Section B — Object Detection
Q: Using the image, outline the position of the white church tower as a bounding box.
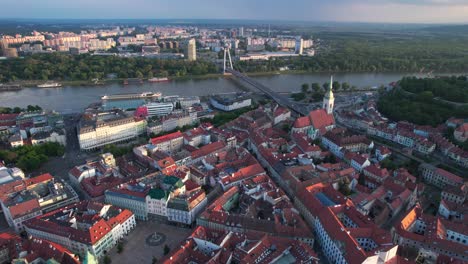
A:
[323,76,335,114]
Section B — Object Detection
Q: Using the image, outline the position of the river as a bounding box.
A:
[0,72,432,113]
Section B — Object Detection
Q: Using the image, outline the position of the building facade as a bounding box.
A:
[185,38,197,61]
[79,114,146,150]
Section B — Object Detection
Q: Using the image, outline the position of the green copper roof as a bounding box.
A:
[163,176,183,188]
[148,188,169,200]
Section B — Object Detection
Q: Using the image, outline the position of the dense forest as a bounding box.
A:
[238,35,468,73]
[0,53,218,82]
[377,88,468,126]
[399,76,468,103]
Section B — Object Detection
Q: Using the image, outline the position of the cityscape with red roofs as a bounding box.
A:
[1,3,468,263]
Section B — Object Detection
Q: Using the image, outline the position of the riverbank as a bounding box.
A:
[9,73,227,88]
[0,70,434,88]
[4,70,462,88]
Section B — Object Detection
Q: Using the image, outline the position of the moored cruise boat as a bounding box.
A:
[148,77,170,83]
[101,92,162,101]
[37,82,62,88]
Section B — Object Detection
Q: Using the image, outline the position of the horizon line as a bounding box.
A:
[0,17,467,26]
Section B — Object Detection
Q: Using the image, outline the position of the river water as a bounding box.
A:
[0,72,431,113]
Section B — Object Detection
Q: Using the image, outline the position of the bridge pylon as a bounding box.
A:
[223,44,234,75]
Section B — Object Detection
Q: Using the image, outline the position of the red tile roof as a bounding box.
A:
[309,109,335,130]
[184,179,200,192]
[435,168,463,184]
[81,176,124,198]
[0,113,19,126]
[274,106,290,117]
[23,173,53,186]
[150,131,183,145]
[27,237,80,264]
[293,116,310,128]
[378,146,392,155]
[220,163,265,186]
[9,198,41,218]
[191,141,226,159]
[25,201,133,246]
[364,164,389,179]
[352,155,369,166]
[107,209,133,228]
[0,232,22,260]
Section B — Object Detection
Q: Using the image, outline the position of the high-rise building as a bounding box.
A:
[0,40,6,55]
[0,41,18,58]
[323,76,335,114]
[239,27,244,37]
[295,38,304,55]
[185,38,197,61]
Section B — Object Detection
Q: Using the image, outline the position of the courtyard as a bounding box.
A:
[108,220,193,264]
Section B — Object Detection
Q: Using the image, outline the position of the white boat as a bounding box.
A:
[101,92,162,101]
[148,77,170,83]
[37,82,62,88]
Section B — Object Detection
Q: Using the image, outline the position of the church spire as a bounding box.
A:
[325,75,334,99]
[323,75,335,114]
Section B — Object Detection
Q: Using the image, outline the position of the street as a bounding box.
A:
[33,113,98,188]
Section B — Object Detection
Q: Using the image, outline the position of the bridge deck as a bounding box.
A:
[226,68,308,116]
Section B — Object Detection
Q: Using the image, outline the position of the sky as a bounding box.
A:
[1,0,468,24]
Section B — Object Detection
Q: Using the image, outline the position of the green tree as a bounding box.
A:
[358,174,366,185]
[311,83,321,93]
[103,255,112,264]
[339,179,352,196]
[291,93,306,101]
[135,71,144,79]
[163,244,170,256]
[342,82,350,91]
[117,243,124,253]
[322,82,329,91]
[333,81,341,91]
[301,83,309,94]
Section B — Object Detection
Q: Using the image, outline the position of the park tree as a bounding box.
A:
[117,243,124,253]
[301,83,309,94]
[339,179,352,196]
[322,82,329,91]
[103,255,112,264]
[342,82,350,91]
[163,244,170,256]
[332,81,341,91]
[311,82,321,92]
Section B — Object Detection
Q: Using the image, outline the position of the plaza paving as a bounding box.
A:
[108,220,192,264]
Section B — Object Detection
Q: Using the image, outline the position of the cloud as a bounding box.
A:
[380,0,468,5]
[0,0,468,23]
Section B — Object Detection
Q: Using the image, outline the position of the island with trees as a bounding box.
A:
[0,53,218,83]
[377,76,468,126]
